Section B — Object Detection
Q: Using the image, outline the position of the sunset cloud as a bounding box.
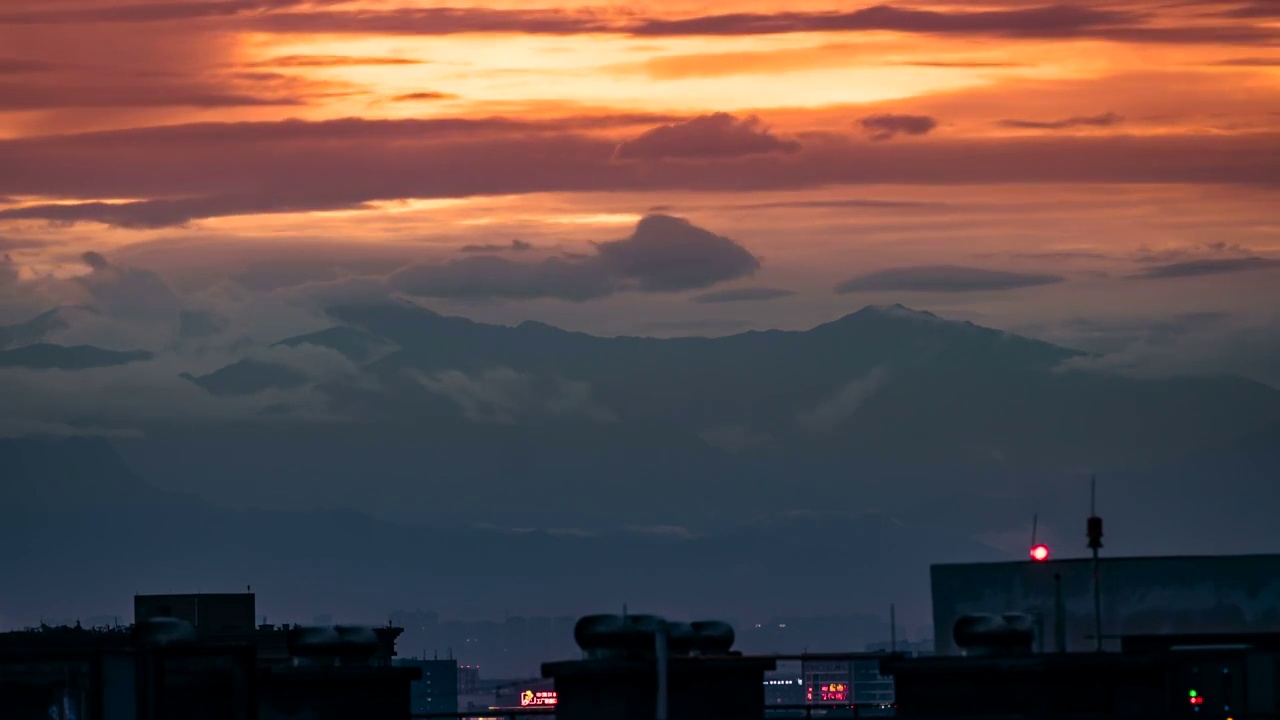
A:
[460,240,534,254]
[2,119,1277,227]
[391,92,459,102]
[8,2,1273,48]
[388,214,759,301]
[1128,257,1280,280]
[252,55,426,68]
[858,114,938,141]
[690,287,795,304]
[998,113,1124,130]
[0,0,1277,377]
[615,114,801,161]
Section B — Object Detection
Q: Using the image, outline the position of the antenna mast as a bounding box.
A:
[1087,476,1105,652]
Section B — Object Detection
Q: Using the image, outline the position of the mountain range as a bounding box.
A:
[4,302,1279,655]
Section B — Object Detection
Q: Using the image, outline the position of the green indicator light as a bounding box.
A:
[1189,690,1198,698]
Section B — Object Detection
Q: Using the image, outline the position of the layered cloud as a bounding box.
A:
[858,114,938,141]
[7,3,1274,47]
[690,287,795,304]
[834,266,1064,294]
[615,114,800,161]
[2,116,1276,228]
[1128,257,1280,280]
[998,113,1124,130]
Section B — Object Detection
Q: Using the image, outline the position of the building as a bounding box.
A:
[133,593,256,636]
[457,664,480,694]
[931,554,1280,655]
[495,677,557,711]
[763,665,806,706]
[881,553,1280,718]
[883,630,1280,718]
[394,658,459,714]
[543,614,775,720]
[800,654,895,708]
[0,592,419,720]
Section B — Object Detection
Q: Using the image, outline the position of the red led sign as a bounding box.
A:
[819,683,849,702]
[520,690,558,707]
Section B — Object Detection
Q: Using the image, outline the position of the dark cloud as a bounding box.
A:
[0,195,374,229]
[898,61,1026,68]
[0,0,349,24]
[252,55,426,68]
[0,58,59,74]
[392,92,458,102]
[0,237,46,251]
[460,240,534,254]
[859,114,938,141]
[3,3,1274,46]
[1133,241,1254,264]
[690,287,795,304]
[739,198,944,211]
[389,214,759,301]
[628,5,1136,37]
[1219,2,1280,19]
[998,251,1111,262]
[0,81,305,110]
[594,215,761,291]
[0,254,17,287]
[1210,57,1280,67]
[998,112,1124,130]
[615,113,800,161]
[2,117,1277,227]
[1128,257,1280,280]
[81,252,111,271]
[834,265,1064,293]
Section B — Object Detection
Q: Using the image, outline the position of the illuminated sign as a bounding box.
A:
[808,683,849,703]
[520,690,558,707]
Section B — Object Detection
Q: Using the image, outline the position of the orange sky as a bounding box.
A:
[1,0,1278,343]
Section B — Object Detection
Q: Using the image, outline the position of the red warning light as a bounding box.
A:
[1189,696,1204,706]
[1030,544,1050,562]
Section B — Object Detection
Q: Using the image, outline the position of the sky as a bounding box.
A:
[1,0,1278,376]
[3,0,1280,635]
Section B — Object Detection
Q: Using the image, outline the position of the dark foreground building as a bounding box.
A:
[885,628,1280,719]
[931,554,1280,655]
[882,551,1280,720]
[0,593,419,720]
[543,614,775,720]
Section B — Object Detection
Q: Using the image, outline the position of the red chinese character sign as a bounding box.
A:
[818,683,848,702]
[520,690,558,707]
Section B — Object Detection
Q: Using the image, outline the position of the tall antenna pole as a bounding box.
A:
[1087,476,1104,652]
[1031,513,1038,546]
[890,604,897,654]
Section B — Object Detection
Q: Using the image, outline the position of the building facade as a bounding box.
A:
[394,658,459,715]
[931,554,1280,655]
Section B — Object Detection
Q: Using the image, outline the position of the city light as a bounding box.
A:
[520,690,558,707]
[1030,544,1050,562]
